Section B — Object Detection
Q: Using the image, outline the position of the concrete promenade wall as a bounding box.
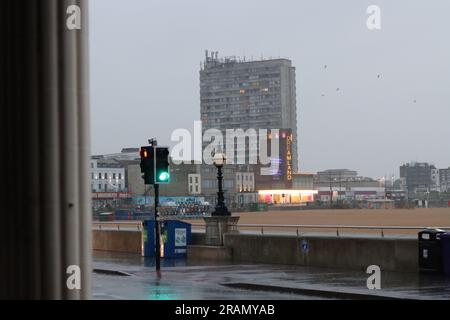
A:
[91,229,418,273]
[223,234,418,272]
[92,230,205,254]
[92,230,142,254]
[187,245,232,262]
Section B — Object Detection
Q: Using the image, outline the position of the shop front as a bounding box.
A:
[258,190,318,205]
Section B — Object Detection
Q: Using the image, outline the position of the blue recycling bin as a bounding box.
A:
[142,220,192,258]
[161,220,192,258]
[442,233,450,277]
[142,220,156,257]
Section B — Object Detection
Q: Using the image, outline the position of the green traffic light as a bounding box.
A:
[158,172,169,182]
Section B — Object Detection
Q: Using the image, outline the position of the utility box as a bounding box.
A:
[418,229,445,274]
[141,220,192,258]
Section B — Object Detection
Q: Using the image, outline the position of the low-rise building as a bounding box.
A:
[258,189,317,205]
[127,159,258,208]
[431,167,440,192]
[316,187,386,202]
[90,158,126,192]
[314,169,381,190]
[292,173,314,190]
[188,173,202,195]
[440,168,450,192]
[236,172,255,193]
[98,148,140,161]
[127,160,200,197]
[400,162,436,195]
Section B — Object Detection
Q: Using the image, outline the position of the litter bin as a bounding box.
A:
[141,220,192,258]
[418,229,446,274]
[442,233,450,277]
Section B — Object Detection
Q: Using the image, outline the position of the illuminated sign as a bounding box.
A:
[286,134,293,181]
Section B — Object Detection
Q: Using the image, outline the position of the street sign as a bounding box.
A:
[301,239,309,253]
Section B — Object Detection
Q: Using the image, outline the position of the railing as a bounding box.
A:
[189,223,450,238]
[93,221,142,231]
[92,215,204,231]
[92,221,450,238]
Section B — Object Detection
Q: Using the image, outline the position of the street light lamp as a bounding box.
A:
[212,152,231,217]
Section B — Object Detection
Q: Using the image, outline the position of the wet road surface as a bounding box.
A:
[92,251,450,300]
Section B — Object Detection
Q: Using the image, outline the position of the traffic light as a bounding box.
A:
[140,146,154,185]
[154,147,170,184]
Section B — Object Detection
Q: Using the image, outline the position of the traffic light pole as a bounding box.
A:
[141,138,167,272]
[154,183,161,271]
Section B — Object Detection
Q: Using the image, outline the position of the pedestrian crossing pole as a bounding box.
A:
[141,138,168,272]
[147,138,161,272]
[154,183,161,271]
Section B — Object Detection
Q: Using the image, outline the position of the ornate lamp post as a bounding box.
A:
[212,152,231,216]
[203,152,238,246]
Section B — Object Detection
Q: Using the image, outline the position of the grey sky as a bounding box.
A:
[90,0,450,178]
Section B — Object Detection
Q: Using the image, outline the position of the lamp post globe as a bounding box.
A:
[213,152,226,167]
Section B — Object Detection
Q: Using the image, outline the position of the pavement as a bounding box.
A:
[92,251,450,300]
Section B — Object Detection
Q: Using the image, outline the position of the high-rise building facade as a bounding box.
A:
[200,51,299,174]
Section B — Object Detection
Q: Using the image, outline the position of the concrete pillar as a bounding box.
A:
[204,216,240,246]
[0,0,91,299]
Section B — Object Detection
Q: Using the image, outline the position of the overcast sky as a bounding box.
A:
[89,0,450,178]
